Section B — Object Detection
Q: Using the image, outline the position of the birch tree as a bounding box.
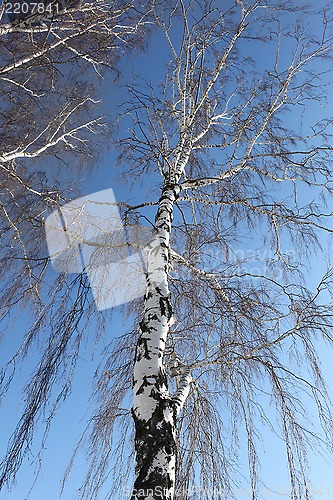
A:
[119,1,333,499]
[2,1,333,500]
[0,0,147,494]
[0,0,147,315]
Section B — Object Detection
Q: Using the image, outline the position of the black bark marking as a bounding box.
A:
[136,336,151,362]
[131,393,178,500]
[159,297,173,322]
[136,375,154,396]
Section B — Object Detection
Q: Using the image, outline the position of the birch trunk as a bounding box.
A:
[131,183,181,500]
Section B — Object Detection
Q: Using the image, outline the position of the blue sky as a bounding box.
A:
[1,2,333,499]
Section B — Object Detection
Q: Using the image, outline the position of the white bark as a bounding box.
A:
[132,183,193,500]
[172,367,192,416]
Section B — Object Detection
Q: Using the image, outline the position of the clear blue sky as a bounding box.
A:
[1,2,333,499]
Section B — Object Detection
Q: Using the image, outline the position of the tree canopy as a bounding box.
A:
[1,1,333,499]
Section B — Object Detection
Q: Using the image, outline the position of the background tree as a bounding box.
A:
[0,0,147,494]
[0,0,147,313]
[2,1,333,499]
